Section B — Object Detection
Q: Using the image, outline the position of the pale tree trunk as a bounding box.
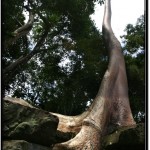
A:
[52,0,136,149]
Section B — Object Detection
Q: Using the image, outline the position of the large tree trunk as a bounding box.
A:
[52,0,136,149]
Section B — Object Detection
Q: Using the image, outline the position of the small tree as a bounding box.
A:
[121,15,145,122]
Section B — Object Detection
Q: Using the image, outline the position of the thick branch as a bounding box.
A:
[3,51,35,75]
[5,10,34,49]
[3,28,48,80]
[102,0,112,31]
[51,110,90,134]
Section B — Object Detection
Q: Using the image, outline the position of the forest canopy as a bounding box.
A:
[2,0,145,122]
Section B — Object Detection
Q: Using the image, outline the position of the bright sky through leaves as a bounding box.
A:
[91,0,144,42]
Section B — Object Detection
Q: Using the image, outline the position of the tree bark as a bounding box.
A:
[52,0,136,149]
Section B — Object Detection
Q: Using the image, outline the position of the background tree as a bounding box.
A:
[121,14,145,122]
[3,0,106,115]
[2,0,104,91]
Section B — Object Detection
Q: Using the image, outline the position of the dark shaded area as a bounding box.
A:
[104,123,145,150]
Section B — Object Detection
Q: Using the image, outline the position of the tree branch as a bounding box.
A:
[3,28,50,82]
[4,9,34,49]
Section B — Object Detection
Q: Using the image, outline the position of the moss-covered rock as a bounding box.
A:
[3,98,145,150]
[102,123,145,150]
[3,140,51,150]
[3,98,59,146]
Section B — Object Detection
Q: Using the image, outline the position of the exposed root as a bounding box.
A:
[52,124,101,150]
[51,110,91,134]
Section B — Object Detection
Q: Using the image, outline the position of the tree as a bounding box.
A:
[121,14,145,122]
[51,0,136,149]
[2,0,105,98]
[3,0,137,149]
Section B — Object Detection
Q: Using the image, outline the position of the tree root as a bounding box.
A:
[52,123,101,150]
[51,110,91,134]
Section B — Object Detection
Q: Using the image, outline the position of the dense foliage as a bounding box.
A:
[3,0,145,121]
[3,0,106,115]
[121,15,145,122]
